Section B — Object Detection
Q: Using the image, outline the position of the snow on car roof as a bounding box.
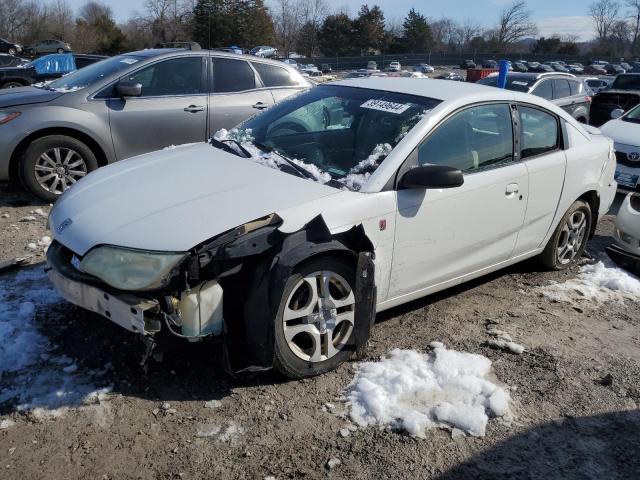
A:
[332,77,516,103]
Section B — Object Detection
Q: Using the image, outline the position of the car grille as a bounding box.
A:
[590,93,640,126]
[615,151,640,167]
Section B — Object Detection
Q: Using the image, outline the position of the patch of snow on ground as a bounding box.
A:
[346,343,511,438]
[539,259,640,304]
[0,267,110,413]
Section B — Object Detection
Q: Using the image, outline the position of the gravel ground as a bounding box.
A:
[0,183,638,480]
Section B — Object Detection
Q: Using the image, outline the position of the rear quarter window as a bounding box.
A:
[251,62,299,87]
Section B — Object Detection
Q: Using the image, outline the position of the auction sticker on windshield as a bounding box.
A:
[361,99,411,114]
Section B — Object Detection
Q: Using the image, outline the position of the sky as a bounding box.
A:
[65,0,597,42]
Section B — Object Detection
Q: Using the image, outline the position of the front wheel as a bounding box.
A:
[273,257,362,379]
[541,200,592,269]
[21,135,98,202]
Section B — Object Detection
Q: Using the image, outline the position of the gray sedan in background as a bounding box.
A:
[0,49,310,201]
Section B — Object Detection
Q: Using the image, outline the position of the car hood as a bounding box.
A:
[0,85,64,107]
[600,119,640,146]
[50,143,340,255]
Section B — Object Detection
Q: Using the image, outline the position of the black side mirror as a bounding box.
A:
[116,80,142,97]
[400,164,464,190]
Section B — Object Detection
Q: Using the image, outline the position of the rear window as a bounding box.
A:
[252,62,299,87]
[569,80,583,96]
[212,57,255,93]
[477,75,534,92]
[532,80,553,100]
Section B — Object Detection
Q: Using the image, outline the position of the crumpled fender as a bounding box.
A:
[225,215,376,374]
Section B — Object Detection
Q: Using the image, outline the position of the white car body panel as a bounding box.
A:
[600,118,640,191]
[49,78,617,314]
[613,193,640,255]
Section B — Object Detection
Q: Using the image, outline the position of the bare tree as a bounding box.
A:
[627,0,640,51]
[495,1,538,48]
[460,19,482,49]
[0,0,28,39]
[590,0,620,39]
[273,0,302,56]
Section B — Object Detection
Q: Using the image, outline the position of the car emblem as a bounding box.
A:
[628,152,640,161]
[56,217,73,233]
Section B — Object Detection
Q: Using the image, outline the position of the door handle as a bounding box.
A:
[184,105,205,113]
[253,102,268,110]
[505,183,519,198]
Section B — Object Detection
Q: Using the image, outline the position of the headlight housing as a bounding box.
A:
[79,246,187,291]
[0,111,20,125]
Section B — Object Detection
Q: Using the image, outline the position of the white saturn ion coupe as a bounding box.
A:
[47,78,617,378]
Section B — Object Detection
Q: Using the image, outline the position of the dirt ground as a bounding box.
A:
[0,182,638,480]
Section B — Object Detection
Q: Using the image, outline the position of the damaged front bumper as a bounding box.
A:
[606,244,640,276]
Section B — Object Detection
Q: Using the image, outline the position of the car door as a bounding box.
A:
[552,78,573,114]
[531,79,553,101]
[512,104,567,255]
[107,55,209,160]
[207,56,274,135]
[388,103,529,298]
[250,61,307,103]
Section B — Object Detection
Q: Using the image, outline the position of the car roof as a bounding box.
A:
[332,77,517,102]
[122,48,293,68]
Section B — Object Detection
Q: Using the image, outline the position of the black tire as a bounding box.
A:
[1,81,25,89]
[541,200,592,270]
[273,256,362,379]
[20,135,99,202]
[57,48,64,53]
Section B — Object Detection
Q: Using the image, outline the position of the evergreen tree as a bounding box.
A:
[402,8,432,53]
[353,5,386,53]
[318,13,353,56]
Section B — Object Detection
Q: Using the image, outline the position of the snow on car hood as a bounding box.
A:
[0,86,64,108]
[600,119,640,147]
[49,143,340,255]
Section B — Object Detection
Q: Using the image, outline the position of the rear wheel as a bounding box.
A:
[541,200,592,269]
[20,135,98,202]
[273,257,361,379]
[57,48,64,53]
[8,47,16,56]
[1,81,25,89]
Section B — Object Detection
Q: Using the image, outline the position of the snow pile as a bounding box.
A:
[346,342,511,437]
[337,143,393,191]
[540,260,640,304]
[0,267,110,413]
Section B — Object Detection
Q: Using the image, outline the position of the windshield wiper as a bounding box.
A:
[251,141,319,181]
[210,138,251,158]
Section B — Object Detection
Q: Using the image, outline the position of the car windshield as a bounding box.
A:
[477,75,534,92]
[610,75,640,90]
[42,55,142,92]
[622,104,640,123]
[212,84,441,191]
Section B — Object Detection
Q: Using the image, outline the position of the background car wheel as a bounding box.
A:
[57,48,64,53]
[21,135,98,202]
[273,257,362,379]
[1,81,25,89]
[8,48,16,55]
[541,200,592,270]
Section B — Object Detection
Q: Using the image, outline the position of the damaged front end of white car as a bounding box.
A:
[607,192,640,275]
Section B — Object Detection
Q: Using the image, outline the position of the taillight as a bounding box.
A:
[585,96,592,103]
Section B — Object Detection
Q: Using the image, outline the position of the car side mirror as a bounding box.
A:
[399,164,464,190]
[116,80,142,98]
[611,108,624,119]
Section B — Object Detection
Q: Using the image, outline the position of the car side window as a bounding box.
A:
[251,62,298,87]
[417,104,514,173]
[552,79,571,99]
[211,57,256,93]
[519,106,559,159]
[124,57,202,96]
[532,80,553,100]
[568,80,582,96]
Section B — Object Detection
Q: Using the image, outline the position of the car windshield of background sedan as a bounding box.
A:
[477,75,533,92]
[213,84,441,191]
[41,55,142,92]
[622,104,640,123]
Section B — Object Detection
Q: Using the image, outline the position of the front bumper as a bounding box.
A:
[46,241,161,334]
[606,244,640,276]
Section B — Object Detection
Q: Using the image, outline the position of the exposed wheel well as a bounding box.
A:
[2,79,29,88]
[578,190,600,238]
[293,250,358,274]
[9,127,108,183]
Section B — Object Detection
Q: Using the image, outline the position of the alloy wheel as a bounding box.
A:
[556,210,588,265]
[34,147,87,195]
[282,271,355,363]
